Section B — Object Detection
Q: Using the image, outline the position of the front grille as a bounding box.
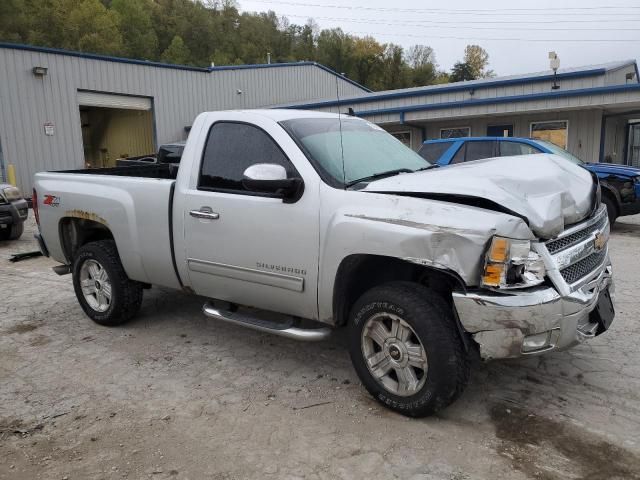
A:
[0,210,11,219]
[546,214,607,254]
[560,249,607,285]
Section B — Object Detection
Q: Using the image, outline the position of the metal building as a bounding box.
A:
[0,43,369,192]
[284,60,640,166]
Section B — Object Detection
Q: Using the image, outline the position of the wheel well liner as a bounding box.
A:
[332,254,466,327]
[59,217,114,263]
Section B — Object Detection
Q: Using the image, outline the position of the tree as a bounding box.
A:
[110,0,158,59]
[450,61,475,82]
[316,28,355,77]
[351,36,385,88]
[161,35,190,64]
[406,45,435,70]
[381,44,408,90]
[62,0,124,55]
[449,45,495,82]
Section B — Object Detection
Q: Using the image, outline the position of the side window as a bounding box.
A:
[465,141,496,162]
[199,122,296,193]
[499,142,541,157]
[450,144,467,164]
[417,142,453,163]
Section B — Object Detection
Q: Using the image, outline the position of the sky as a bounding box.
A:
[238,0,640,76]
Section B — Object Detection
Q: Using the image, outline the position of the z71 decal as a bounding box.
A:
[43,195,60,207]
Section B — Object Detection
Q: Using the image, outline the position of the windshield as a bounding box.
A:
[281,117,431,187]
[535,140,583,165]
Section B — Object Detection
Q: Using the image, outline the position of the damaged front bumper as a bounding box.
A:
[452,264,614,360]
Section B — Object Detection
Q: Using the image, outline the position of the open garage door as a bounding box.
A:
[78,91,155,169]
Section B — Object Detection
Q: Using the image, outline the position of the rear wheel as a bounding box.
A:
[602,196,618,225]
[348,282,469,417]
[0,222,24,240]
[72,240,143,326]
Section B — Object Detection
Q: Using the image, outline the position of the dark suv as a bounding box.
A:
[0,182,28,240]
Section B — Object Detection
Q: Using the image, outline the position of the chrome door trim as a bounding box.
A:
[187,258,305,292]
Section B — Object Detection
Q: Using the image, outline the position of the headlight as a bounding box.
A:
[481,236,546,289]
[2,186,22,201]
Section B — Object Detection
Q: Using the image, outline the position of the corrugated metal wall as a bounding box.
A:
[0,46,365,192]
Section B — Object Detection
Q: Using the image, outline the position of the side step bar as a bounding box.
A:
[202,302,331,342]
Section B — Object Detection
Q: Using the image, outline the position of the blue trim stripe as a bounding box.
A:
[284,67,621,110]
[353,83,640,118]
[0,42,371,92]
[0,42,211,72]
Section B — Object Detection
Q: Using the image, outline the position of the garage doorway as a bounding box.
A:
[78,91,155,168]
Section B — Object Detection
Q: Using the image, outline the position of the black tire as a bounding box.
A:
[348,282,469,417]
[602,196,618,226]
[0,222,24,240]
[72,240,143,326]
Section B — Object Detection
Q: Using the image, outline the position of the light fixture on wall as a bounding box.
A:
[32,66,48,76]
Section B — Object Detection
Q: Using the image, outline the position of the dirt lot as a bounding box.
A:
[1,215,640,480]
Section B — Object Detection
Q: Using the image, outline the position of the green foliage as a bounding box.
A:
[161,35,190,64]
[450,45,494,82]
[0,1,495,90]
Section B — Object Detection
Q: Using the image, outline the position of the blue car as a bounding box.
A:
[418,137,640,224]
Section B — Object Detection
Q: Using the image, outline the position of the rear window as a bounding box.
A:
[418,142,453,162]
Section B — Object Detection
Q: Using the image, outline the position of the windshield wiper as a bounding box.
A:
[413,164,438,172]
[345,168,414,188]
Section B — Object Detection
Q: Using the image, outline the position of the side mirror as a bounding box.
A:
[242,163,302,199]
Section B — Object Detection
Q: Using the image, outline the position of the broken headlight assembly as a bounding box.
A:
[481,236,545,289]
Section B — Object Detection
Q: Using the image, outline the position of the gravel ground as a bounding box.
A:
[1,214,640,480]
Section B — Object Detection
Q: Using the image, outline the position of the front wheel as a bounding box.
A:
[348,282,469,417]
[72,240,143,326]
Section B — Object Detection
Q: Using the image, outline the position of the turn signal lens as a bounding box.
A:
[488,237,509,262]
[482,263,504,287]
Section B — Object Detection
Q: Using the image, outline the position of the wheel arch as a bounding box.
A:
[59,217,114,263]
[332,254,466,327]
[600,184,620,217]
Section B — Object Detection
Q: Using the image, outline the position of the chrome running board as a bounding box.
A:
[202,302,331,342]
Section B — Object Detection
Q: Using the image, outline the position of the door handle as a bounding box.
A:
[190,207,220,220]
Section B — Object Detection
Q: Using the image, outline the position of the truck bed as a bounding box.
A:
[34,168,180,290]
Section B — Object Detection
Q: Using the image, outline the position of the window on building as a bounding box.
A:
[390,131,411,148]
[417,141,454,162]
[465,141,496,162]
[530,120,568,149]
[440,127,471,139]
[199,122,297,193]
[499,141,541,157]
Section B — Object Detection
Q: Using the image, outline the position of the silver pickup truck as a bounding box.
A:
[34,110,614,417]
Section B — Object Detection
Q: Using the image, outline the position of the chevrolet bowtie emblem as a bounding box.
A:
[594,232,607,251]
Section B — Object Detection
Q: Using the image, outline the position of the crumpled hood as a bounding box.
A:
[363,154,596,239]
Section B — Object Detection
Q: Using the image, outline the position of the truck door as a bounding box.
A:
[178,121,320,320]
